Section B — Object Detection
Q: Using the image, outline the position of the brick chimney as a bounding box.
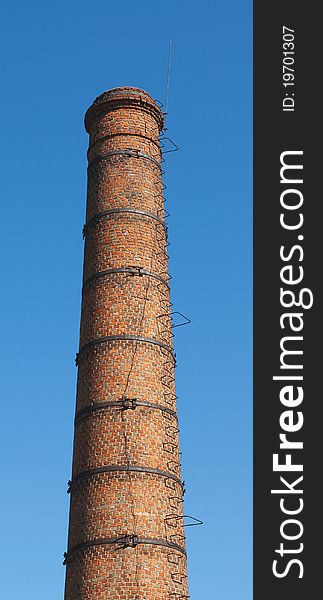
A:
[64,87,189,600]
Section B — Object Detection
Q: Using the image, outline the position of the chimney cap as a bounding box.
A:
[85,86,164,133]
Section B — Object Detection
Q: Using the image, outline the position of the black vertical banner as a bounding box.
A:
[254,2,322,599]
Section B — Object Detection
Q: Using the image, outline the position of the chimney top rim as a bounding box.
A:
[85,86,164,133]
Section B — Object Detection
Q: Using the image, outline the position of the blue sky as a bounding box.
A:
[0,1,252,598]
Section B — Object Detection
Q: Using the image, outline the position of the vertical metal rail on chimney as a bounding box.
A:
[64,87,189,600]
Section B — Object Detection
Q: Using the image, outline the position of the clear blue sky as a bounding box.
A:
[0,1,252,598]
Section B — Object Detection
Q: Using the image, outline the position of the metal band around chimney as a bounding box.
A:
[76,335,175,365]
[74,399,177,423]
[68,465,182,491]
[83,207,166,236]
[82,267,170,292]
[84,91,164,133]
[88,149,162,170]
[88,131,161,154]
[63,536,186,564]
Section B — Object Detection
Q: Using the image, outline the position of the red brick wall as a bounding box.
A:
[64,87,189,600]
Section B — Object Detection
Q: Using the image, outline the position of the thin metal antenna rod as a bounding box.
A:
[165,39,173,123]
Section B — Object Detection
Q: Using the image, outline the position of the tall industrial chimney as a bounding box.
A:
[64,87,189,600]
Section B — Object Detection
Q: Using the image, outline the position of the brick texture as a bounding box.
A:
[64,87,189,600]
